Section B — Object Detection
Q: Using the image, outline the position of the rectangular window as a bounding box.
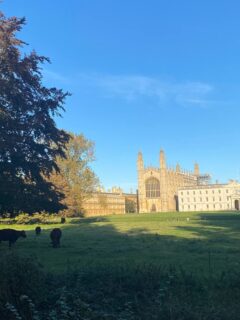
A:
[206,197,208,201]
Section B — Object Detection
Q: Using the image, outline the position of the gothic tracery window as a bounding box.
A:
[145,178,160,198]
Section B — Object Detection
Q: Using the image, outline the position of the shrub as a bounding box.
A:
[1,255,240,319]
[0,253,47,318]
[0,212,62,225]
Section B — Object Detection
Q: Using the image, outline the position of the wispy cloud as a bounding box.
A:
[78,73,215,108]
[42,69,70,84]
[41,70,216,108]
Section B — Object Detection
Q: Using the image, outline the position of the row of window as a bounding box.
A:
[180,189,229,196]
[182,203,230,210]
[181,196,231,203]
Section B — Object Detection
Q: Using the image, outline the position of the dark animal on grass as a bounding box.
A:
[61,217,66,224]
[0,229,26,247]
[35,226,41,236]
[50,228,62,248]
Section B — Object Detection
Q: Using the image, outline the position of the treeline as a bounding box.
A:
[0,11,98,217]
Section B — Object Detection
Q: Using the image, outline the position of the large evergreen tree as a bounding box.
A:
[0,11,70,216]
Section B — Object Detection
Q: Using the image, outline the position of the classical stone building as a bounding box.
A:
[137,150,201,212]
[82,189,137,216]
[178,181,240,212]
[82,192,126,216]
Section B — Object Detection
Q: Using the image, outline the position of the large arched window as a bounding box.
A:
[145,178,160,198]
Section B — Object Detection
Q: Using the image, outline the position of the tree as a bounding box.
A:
[0,11,70,216]
[125,198,137,213]
[49,133,99,216]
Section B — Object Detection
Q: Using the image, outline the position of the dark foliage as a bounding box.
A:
[0,11,70,216]
[1,254,240,319]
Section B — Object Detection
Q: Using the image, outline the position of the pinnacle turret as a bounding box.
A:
[160,149,166,169]
[137,151,144,170]
[194,163,200,176]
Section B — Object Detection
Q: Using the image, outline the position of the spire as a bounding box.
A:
[160,149,166,169]
[137,151,144,170]
[194,163,199,176]
[176,163,180,172]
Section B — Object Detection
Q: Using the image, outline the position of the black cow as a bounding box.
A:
[61,217,66,224]
[0,229,27,247]
[35,226,41,236]
[50,228,62,248]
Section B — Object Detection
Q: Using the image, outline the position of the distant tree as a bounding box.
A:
[49,133,99,216]
[0,11,70,216]
[98,193,108,210]
[125,199,136,213]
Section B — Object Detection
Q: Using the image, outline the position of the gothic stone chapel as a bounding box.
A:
[137,150,200,212]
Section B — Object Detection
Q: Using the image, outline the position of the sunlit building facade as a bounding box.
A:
[137,150,200,212]
[178,181,240,212]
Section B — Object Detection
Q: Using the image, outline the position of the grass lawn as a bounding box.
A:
[1,210,240,274]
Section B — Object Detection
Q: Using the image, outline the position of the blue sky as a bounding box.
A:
[2,0,240,191]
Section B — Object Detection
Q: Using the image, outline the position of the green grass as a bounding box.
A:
[1,210,240,274]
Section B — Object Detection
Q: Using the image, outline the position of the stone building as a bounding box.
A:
[137,150,201,212]
[82,192,126,216]
[82,189,138,216]
[178,181,240,212]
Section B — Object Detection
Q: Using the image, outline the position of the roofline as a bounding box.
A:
[178,184,230,190]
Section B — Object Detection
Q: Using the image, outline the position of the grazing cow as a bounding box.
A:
[0,229,27,247]
[50,228,62,248]
[35,226,41,236]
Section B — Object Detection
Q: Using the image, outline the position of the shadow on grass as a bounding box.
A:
[1,211,240,274]
[176,212,240,249]
[2,212,240,319]
[69,216,109,224]
[56,212,240,273]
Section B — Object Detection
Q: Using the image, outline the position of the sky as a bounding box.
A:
[2,0,240,191]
